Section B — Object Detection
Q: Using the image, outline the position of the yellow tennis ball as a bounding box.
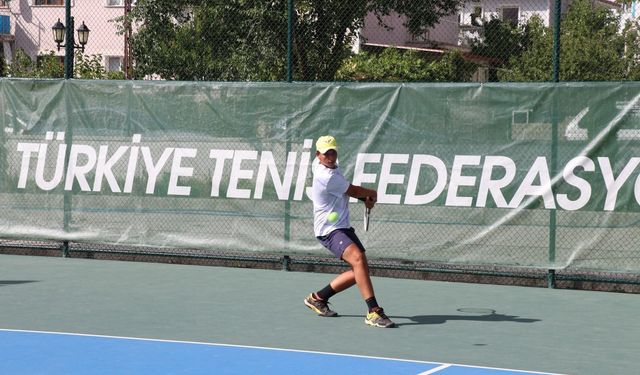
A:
[327,212,339,223]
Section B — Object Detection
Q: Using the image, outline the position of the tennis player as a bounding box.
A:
[304,135,395,328]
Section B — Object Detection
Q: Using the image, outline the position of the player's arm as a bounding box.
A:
[346,184,377,209]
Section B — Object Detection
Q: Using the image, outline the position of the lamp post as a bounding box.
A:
[52,1,90,255]
[51,4,90,79]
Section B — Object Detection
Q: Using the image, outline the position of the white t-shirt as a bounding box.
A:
[311,159,351,237]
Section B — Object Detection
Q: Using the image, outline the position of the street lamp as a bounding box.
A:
[76,22,90,46]
[52,18,90,52]
[51,17,91,78]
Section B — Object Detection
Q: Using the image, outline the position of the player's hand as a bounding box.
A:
[364,195,376,209]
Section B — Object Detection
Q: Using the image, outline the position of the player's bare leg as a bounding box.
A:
[329,269,356,293]
[342,244,395,328]
[341,244,374,299]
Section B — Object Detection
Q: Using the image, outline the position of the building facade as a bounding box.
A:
[0,0,128,73]
[360,0,622,55]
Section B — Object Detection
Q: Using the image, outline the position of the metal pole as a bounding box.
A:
[124,0,132,79]
[62,0,73,256]
[286,0,293,82]
[284,0,294,255]
[64,0,73,79]
[552,0,561,82]
[548,0,562,288]
[62,73,73,255]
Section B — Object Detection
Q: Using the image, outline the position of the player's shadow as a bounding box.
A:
[0,280,39,286]
[340,309,540,326]
[392,310,541,326]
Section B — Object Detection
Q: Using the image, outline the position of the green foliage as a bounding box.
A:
[7,49,64,78]
[107,70,127,80]
[73,51,107,79]
[497,0,639,81]
[558,0,627,81]
[6,49,124,80]
[123,0,465,81]
[470,17,530,80]
[496,16,552,81]
[369,0,465,36]
[0,52,5,77]
[126,0,288,81]
[336,48,476,82]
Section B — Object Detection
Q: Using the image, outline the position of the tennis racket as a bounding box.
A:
[358,197,371,232]
[364,205,370,232]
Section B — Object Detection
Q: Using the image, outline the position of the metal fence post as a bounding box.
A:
[283,0,294,256]
[287,0,293,82]
[548,0,562,288]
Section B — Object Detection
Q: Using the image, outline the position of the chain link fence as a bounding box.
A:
[0,1,639,292]
[0,0,638,82]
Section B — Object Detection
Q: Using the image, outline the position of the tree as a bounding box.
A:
[123,0,288,81]
[497,0,639,81]
[470,17,529,81]
[336,48,476,82]
[292,0,463,80]
[123,0,465,81]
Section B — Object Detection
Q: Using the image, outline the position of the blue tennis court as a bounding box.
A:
[0,329,559,375]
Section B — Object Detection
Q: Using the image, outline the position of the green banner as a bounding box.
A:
[1,80,639,273]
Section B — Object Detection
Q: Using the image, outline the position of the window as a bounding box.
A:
[471,6,483,27]
[501,7,519,26]
[34,0,63,5]
[106,56,123,72]
[106,0,135,6]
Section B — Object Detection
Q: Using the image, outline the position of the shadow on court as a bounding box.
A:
[0,280,39,286]
[392,311,541,326]
[339,310,541,326]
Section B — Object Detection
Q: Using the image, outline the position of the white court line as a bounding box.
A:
[0,328,440,365]
[0,328,564,375]
[417,363,452,374]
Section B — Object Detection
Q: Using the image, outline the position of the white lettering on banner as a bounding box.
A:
[353,153,380,185]
[254,151,296,200]
[123,134,141,193]
[446,155,481,207]
[93,145,128,192]
[35,132,67,191]
[635,173,640,205]
[141,146,173,194]
[13,135,640,211]
[476,156,515,208]
[17,142,40,189]
[509,156,555,209]
[293,139,313,201]
[65,144,97,191]
[352,152,381,203]
[556,156,594,211]
[209,150,234,197]
[598,157,640,211]
[228,150,257,199]
[404,155,447,205]
[378,154,409,204]
[168,148,197,196]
